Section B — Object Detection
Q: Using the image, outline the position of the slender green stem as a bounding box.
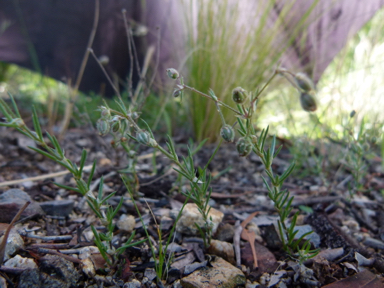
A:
[182,84,243,116]
[250,70,278,105]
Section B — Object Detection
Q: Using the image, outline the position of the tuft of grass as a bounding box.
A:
[181,0,318,142]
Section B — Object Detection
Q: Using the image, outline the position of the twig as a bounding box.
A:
[35,248,82,264]
[20,233,72,241]
[233,220,243,268]
[0,201,30,264]
[0,151,161,188]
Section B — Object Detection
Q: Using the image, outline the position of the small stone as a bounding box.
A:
[82,258,96,277]
[160,216,174,231]
[0,229,24,261]
[76,139,89,147]
[208,239,235,265]
[18,255,80,288]
[99,157,112,167]
[0,189,44,222]
[292,225,320,248]
[4,254,37,269]
[172,280,183,288]
[39,255,80,287]
[176,203,224,236]
[78,246,100,260]
[40,200,74,217]
[184,260,208,275]
[180,256,246,288]
[0,276,7,288]
[123,279,141,288]
[117,214,136,233]
[215,223,235,242]
[144,268,157,281]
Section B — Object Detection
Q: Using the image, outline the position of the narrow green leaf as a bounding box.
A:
[98,177,104,200]
[54,182,81,194]
[101,191,117,205]
[87,160,97,188]
[9,92,21,118]
[279,162,296,184]
[79,149,87,176]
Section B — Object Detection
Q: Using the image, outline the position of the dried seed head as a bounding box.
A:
[96,118,110,136]
[232,87,247,104]
[166,68,179,79]
[300,92,317,112]
[236,137,252,157]
[295,72,315,92]
[220,124,235,142]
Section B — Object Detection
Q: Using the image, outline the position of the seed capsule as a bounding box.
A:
[220,124,235,142]
[300,92,317,112]
[99,106,111,119]
[110,116,121,133]
[166,68,179,79]
[96,118,110,136]
[136,130,152,146]
[236,137,252,157]
[232,87,247,104]
[295,73,315,92]
[173,89,181,98]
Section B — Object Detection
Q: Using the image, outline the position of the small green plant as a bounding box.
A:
[167,67,319,262]
[342,113,378,196]
[0,95,145,268]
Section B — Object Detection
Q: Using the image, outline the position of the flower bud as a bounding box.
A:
[295,72,315,92]
[236,137,252,157]
[220,124,235,142]
[232,87,247,104]
[166,68,179,79]
[299,92,317,112]
[96,118,110,136]
[136,130,152,146]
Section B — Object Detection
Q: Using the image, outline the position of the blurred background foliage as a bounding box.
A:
[0,3,383,147]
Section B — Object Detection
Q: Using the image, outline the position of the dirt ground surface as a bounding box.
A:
[1,122,384,288]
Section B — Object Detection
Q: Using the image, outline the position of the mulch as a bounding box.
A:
[1,122,384,287]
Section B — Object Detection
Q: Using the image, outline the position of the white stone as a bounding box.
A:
[0,276,7,288]
[4,255,37,269]
[82,257,96,277]
[0,230,24,261]
[117,214,136,233]
[176,203,224,235]
[123,279,141,288]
